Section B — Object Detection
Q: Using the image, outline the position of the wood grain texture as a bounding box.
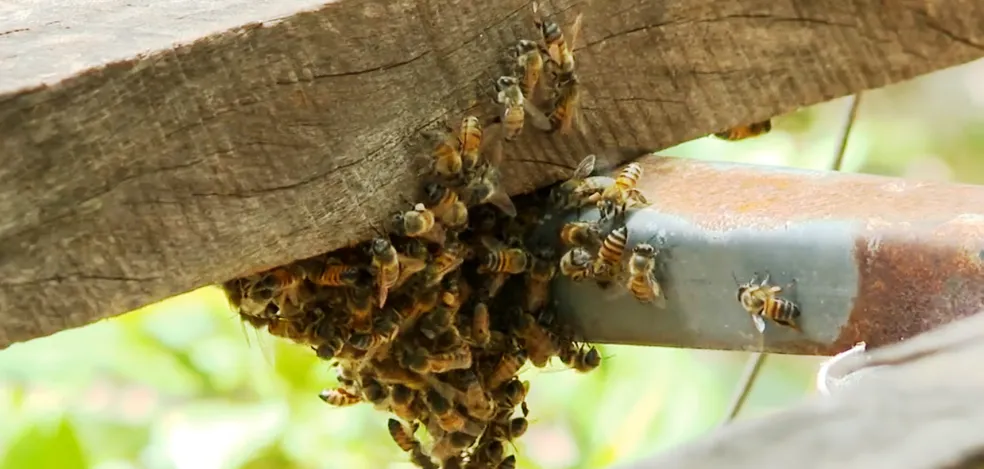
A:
[614,312,984,469]
[2,0,984,348]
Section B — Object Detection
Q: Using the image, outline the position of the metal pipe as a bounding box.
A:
[549,156,984,355]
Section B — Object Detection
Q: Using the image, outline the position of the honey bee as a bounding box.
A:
[464,162,518,218]
[419,304,455,340]
[496,455,517,469]
[392,203,447,245]
[399,286,441,322]
[263,265,305,307]
[592,225,628,288]
[524,247,556,313]
[486,349,528,390]
[458,115,484,172]
[494,76,551,141]
[514,310,557,367]
[369,237,400,307]
[459,371,495,420]
[349,312,399,351]
[410,445,439,469]
[598,162,649,221]
[533,1,582,77]
[560,220,603,250]
[425,124,463,178]
[547,72,582,134]
[494,378,530,410]
[469,302,491,347]
[396,239,432,288]
[513,39,544,101]
[549,154,612,210]
[422,241,468,288]
[478,237,529,275]
[319,387,362,407]
[345,287,375,333]
[735,272,802,333]
[388,418,420,452]
[423,182,469,230]
[390,384,425,421]
[314,335,345,360]
[489,417,528,441]
[714,119,772,141]
[626,243,666,307]
[267,317,310,344]
[469,441,505,469]
[559,247,593,281]
[431,432,476,461]
[427,344,473,374]
[361,377,389,407]
[309,259,366,288]
[560,344,601,373]
[425,389,482,435]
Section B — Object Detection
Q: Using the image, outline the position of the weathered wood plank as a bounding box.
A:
[2,0,983,348]
[615,311,984,469]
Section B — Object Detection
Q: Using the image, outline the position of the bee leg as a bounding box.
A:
[752,314,767,334]
[760,272,771,286]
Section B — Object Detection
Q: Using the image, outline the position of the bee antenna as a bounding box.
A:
[731,271,741,287]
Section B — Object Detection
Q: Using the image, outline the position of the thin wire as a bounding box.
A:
[719,92,864,425]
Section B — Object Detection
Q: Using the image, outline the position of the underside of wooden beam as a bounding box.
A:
[1,0,983,348]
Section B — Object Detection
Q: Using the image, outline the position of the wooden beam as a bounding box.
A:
[2,0,983,349]
[613,311,984,469]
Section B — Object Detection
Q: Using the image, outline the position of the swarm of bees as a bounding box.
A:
[222,4,606,468]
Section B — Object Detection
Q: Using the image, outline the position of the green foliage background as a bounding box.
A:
[2,60,984,469]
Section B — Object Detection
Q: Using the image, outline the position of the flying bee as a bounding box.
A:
[424,124,463,178]
[524,247,557,313]
[559,247,593,281]
[464,162,518,218]
[735,272,802,333]
[458,115,484,172]
[513,39,545,101]
[560,344,602,373]
[514,310,557,367]
[345,287,375,333]
[387,418,420,453]
[598,162,649,221]
[549,154,613,210]
[478,236,529,275]
[560,220,604,250]
[391,203,447,245]
[494,75,552,141]
[486,349,528,390]
[423,182,468,230]
[627,243,666,307]
[592,225,628,288]
[469,302,491,347]
[533,1,583,77]
[714,119,772,141]
[547,72,582,134]
[319,387,362,407]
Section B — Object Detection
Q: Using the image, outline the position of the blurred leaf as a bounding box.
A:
[1,417,87,469]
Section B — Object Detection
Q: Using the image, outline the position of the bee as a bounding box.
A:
[592,225,628,288]
[513,39,545,101]
[469,302,491,347]
[396,239,432,288]
[431,432,476,461]
[497,455,517,469]
[387,418,420,453]
[560,344,601,373]
[399,286,441,323]
[345,287,375,333]
[626,243,666,307]
[425,389,481,435]
[262,265,305,307]
[559,247,593,281]
[423,241,468,287]
[486,349,528,390]
[425,124,463,178]
[392,203,447,245]
[494,76,551,142]
[267,317,311,344]
[478,237,529,275]
[314,335,345,360]
[597,162,649,220]
[373,358,428,390]
[533,1,583,77]
[547,72,582,134]
[459,371,495,420]
[549,154,612,210]
[369,237,400,307]
[714,119,772,141]
[464,162,518,218]
[390,384,425,422]
[735,272,802,333]
[514,310,557,367]
[410,445,439,469]
[469,441,505,469]
[489,417,528,441]
[427,344,473,374]
[349,312,399,351]
[524,247,556,313]
[318,387,362,407]
[494,378,530,411]
[419,305,456,340]
[309,258,366,288]
[361,377,389,407]
[423,182,469,230]
[560,220,603,250]
[458,115,484,172]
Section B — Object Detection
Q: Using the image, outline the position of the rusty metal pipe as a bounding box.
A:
[548,156,984,356]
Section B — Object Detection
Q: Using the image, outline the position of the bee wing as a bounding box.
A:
[480,235,505,251]
[627,188,650,206]
[751,314,767,333]
[573,154,596,179]
[485,189,518,218]
[483,125,506,168]
[420,224,447,246]
[376,273,389,308]
[523,99,552,131]
[568,13,584,51]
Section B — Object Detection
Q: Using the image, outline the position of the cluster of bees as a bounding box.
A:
[222,4,795,468]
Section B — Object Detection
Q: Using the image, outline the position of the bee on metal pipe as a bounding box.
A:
[493,75,552,141]
[513,39,545,102]
[626,243,666,307]
[714,119,772,141]
[734,272,802,333]
[559,246,593,282]
[549,154,613,210]
[533,1,583,78]
[598,162,650,221]
[592,225,628,289]
[423,182,469,230]
[559,343,602,373]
